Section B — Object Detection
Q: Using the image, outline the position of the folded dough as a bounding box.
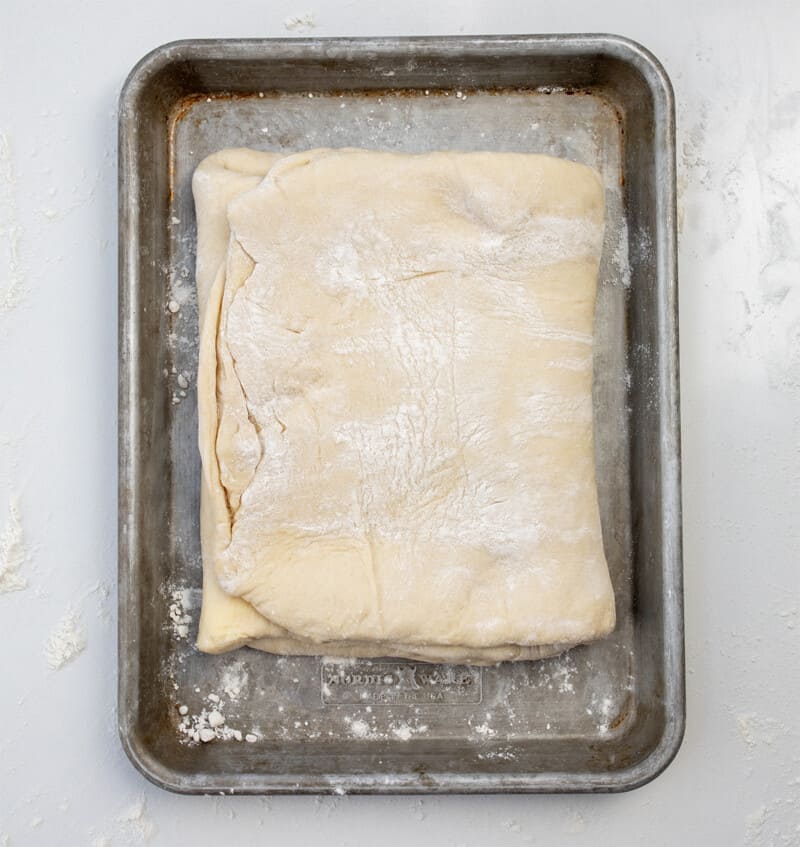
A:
[193,147,615,664]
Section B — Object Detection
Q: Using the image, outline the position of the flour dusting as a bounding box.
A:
[0,494,27,593]
[588,692,615,735]
[736,712,779,750]
[391,723,413,741]
[340,713,429,742]
[44,610,87,669]
[0,132,26,316]
[220,659,250,700]
[117,795,156,842]
[87,579,112,622]
[537,651,578,694]
[745,804,768,846]
[610,221,631,288]
[346,717,369,738]
[284,11,316,31]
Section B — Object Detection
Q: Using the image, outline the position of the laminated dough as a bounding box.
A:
[193,147,615,664]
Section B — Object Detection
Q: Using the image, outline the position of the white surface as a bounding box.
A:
[0,0,798,844]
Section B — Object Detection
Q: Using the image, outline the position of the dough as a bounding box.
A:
[193,147,615,663]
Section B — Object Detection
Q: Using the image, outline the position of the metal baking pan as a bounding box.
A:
[118,35,683,794]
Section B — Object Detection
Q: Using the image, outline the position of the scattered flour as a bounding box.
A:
[776,606,797,630]
[541,652,577,694]
[169,274,193,308]
[177,690,256,744]
[169,369,192,406]
[477,749,516,761]
[117,795,156,842]
[391,721,428,741]
[44,609,87,669]
[342,714,428,742]
[740,771,800,846]
[589,692,615,735]
[736,712,779,750]
[610,219,632,288]
[87,579,112,622]
[168,587,192,639]
[392,723,413,741]
[744,804,768,846]
[219,659,249,700]
[0,494,27,593]
[347,718,369,738]
[0,132,26,316]
[284,12,316,31]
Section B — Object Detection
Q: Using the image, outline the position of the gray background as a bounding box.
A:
[0,1,797,845]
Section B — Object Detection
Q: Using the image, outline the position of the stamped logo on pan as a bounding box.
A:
[321,661,482,705]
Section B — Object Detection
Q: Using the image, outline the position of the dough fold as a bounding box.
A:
[193,147,615,664]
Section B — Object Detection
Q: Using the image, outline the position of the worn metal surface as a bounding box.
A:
[118,35,682,794]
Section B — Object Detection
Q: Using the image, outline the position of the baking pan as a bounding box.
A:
[118,35,683,793]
